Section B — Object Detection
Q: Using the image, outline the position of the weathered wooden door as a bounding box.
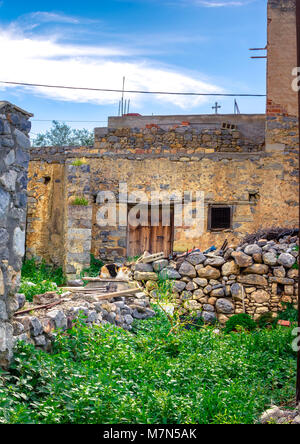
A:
[127,206,174,258]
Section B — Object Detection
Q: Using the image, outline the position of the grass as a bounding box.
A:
[0,310,297,424]
[20,258,66,302]
[70,196,89,206]
[71,158,87,166]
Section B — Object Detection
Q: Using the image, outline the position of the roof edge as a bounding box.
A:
[0,101,33,118]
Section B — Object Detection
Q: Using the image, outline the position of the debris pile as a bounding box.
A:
[12,281,155,351]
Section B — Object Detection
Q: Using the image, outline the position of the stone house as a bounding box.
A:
[26,0,299,278]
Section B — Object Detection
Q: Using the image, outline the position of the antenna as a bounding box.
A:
[234,99,240,114]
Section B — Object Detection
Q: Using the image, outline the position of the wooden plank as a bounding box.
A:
[141,252,165,263]
[82,277,129,283]
[87,288,141,300]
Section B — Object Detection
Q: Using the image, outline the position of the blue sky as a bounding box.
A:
[0,0,267,137]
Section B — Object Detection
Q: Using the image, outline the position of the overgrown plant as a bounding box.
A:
[20,258,66,301]
[80,254,104,278]
[70,196,89,206]
[0,313,297,424]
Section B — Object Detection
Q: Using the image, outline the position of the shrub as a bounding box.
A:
[224,314,257,334]
[71,158,87,166]
[80,254,104,278]
[70,196,89,206]
[256,312,278,329]
[0,312,297,424]
[20,258,66,301]
[279,303,298,323]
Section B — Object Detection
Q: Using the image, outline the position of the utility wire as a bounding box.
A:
[0,80,266,97]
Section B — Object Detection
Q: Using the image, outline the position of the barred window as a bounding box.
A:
[208,206,232,230]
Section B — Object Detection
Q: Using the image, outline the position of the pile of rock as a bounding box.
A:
[132,234,299,324]
[260,405,300,424]
[12,291,155,351]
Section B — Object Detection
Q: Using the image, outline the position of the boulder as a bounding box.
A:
[231,283,244,302]
[237,274,268,287]
[67,279,84,287]
[152,259,169,272]
[202,311,216,324]
[210,288,225,298]
[203,304,215,312]
[159,268,181,280]
[173,281,186,293]
[216,298,234,314]
[193,289,204,300]
[251,290,270,304]
[243,264,269,275]
[186,281,198,291]
[135,263,154,273]
[193,278,208,287]
[47,310,68,330]
[196,265,221,280]
[277,253,296,268]
[29,317,43,337]
[231,251,253,267]
[221,261,239,277]
[273,266,286,278]
[263,252,277,266]
[178,261,197,278]
[204,256,225,267]
[244,244,262,256]
[287,269,298,279]
[186,253,206,266]
[134,271,158,281]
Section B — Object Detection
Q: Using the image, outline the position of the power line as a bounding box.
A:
[0,80,266,97]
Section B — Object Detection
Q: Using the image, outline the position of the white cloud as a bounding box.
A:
[0,26,224,109]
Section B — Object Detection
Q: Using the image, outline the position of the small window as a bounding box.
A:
[208,206,232,231]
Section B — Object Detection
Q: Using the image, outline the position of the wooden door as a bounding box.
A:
[127,206,174,258]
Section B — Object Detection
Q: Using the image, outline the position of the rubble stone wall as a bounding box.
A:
[132,234,299,324]
[0,103,32,367]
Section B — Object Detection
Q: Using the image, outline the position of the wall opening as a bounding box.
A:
[208,205,232,231]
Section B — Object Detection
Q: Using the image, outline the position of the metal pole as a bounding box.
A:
[296,0,300,407]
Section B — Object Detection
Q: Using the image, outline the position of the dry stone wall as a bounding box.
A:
[132,233,299,324]
[0,102,32,367]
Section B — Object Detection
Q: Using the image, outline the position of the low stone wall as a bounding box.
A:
[13,290,155,351]
[0,102,32,367]
[94,126,264,154]
[132,233,299,324]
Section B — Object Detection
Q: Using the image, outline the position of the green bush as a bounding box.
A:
[279,303,298,323]
[80,254,104,278]
[20,258,66,301]
[0,312,296,424]
[224,314,257,334]
[256,312,278,329]
[70,196,89,206]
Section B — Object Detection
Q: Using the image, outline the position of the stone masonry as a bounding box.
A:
[0,102,32,367]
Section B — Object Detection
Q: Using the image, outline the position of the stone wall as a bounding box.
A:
[132,233,299,324]
[0,102,32,367]
[27,137,299,268]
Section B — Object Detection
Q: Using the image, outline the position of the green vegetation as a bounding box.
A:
[71,158,87,166]
[224,314,257,334]
[278,303,298,323]
[70,196,89,206]
[33,121,94,147]
[20,258,66,302]
[0,310,296,424]
[80,254,104,278]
